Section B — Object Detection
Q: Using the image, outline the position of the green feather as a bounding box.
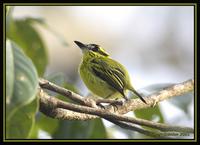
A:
[90,58,126,97]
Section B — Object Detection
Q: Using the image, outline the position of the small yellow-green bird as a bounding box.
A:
[74,41,146,104]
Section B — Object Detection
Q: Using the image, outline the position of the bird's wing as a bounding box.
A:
[90,58,126,97]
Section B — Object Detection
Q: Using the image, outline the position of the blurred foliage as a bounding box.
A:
[25,17,68,47]
[29,112,60,139]
[134,105,164,123]
[6,6,10,15]
[134,105,164,139]
[6,40,39,139]
[134,84,166,124]
[168,92,193,115]
[44,72,79,102]
[5,6,193,139]
[7,16,48,76]
[6,98,39,139]
[52,119,107,139]
[140,83,193,115]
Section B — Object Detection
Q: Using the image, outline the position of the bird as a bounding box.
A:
[74,40,146,104]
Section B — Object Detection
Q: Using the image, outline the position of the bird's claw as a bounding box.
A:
[96,102,106,109]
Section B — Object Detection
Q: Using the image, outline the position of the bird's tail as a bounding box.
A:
[129,87,147,104]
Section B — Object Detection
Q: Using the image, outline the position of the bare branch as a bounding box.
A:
[39,88,194,135]
[109,120,179,139]
[115,79,194,114]
[107,120,166,138]
[39,89,97,120]
[38,79,194,137]
[39,78,86,105]
[39,78,194,114]
[38,91,173,137]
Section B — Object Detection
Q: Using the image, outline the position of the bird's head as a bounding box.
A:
[74,41,109,57]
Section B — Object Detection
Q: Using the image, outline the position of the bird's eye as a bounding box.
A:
[90,45,99,52]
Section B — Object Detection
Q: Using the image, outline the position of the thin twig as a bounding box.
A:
[109,120,177,139]
[115,79,194,114]
[107,120,164,138]
[39,78,86,105]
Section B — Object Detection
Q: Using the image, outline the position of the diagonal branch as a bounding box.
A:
[39,88,194,135]
[39,78,194,114]
[39,78,86,105]
[39,78,194,137]
[39,91,163,137]
[115,79,194,114]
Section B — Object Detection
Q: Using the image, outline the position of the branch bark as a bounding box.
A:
[38,79,194,137]
[39,78,194,114]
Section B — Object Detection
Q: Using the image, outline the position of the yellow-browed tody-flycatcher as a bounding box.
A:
[74,41,146,104]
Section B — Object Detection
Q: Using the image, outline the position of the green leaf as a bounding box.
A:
[133,84,170,124]
[32,73,79,138]
[6,40,38,115]
[6,6,14,34]
[7,18,48,76]
[88,119,107,139]
[52,119,107,139]
[6,40,14,104]
[28,122,39,139]
[52,120,89,139]
[6,6,10,15]
[6,40,39,138]
[6,98,39,139]
[134,105,164,123]
[36,112,59,136]
[134,103,164,138]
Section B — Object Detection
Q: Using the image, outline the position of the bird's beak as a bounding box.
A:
[74,41,87,50]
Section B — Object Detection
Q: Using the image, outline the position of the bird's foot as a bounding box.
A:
[83,97,100,108]
[109,99,124,111]
[96,102,106,109]
[123,96,129,101]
